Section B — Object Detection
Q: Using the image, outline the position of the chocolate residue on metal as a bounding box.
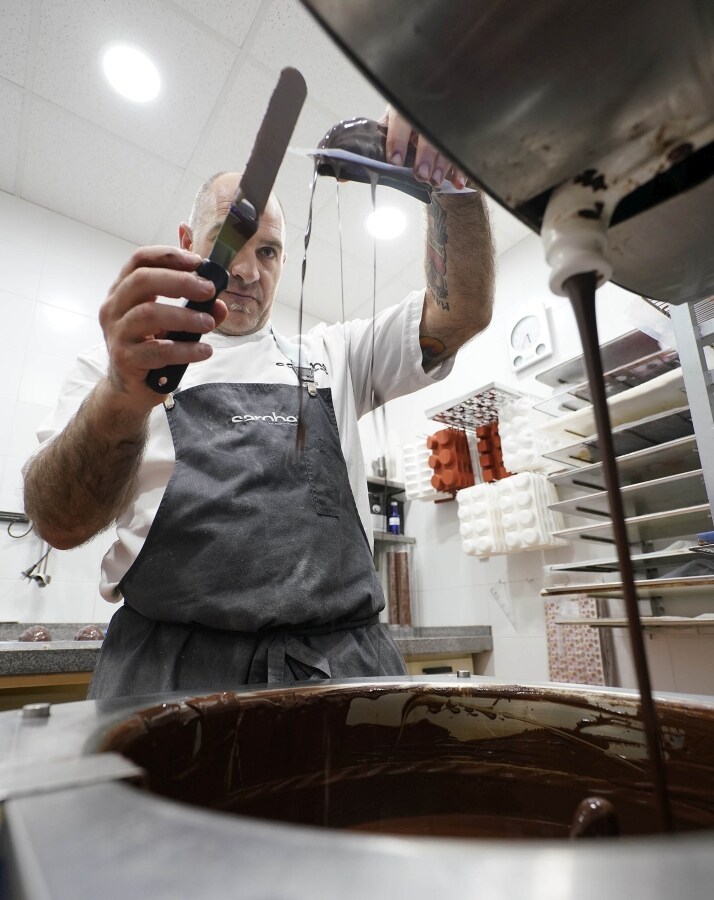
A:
[97,683,714,840]
[574,169,607,191]
[578,202,605,219]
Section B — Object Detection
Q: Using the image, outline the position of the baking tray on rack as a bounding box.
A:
[535,330,663,388]
[549,469,707,520]
[553,616,714,629]
[542,574,714,601]
[545,546,696,574]
[544,405,693,467]
[551,503,712,545]
[548,434,700,490]
[535,347,681,417]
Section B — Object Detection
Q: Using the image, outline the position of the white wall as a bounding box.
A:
[0,191,318,626]
[4,189,707,693]
[360,233,678,684]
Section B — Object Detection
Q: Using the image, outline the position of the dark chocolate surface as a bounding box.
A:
[98,684,714,840]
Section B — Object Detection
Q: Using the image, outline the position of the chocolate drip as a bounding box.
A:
[564,272,673,832]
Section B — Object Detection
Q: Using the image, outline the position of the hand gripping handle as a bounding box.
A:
[145,260,228,394]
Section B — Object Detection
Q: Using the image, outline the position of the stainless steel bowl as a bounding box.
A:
[2,678,714,899]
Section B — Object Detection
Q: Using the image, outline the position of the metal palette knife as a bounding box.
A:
[147,67,307,394]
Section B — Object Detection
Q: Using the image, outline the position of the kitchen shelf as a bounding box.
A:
[549,469,707,521]
[551,503,713,545]
[548,435,700,491]
[542,574,714,601]
[554,616,714,630]
[536,329,662,388]
[373,532,416,545]
[535,346,680,417]
[545,546,695,575]
[544,404,693,467]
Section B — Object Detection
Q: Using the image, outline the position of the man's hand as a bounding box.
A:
[378,106,468,190]
[100,246,228,407]
[24,246,230,549]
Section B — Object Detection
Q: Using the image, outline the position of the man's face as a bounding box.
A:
[183,174,286,336]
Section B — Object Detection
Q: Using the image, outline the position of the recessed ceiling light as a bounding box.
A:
[365,206,407,240]
[101,43,161,103]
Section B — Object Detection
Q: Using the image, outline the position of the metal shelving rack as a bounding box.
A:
[541,303,714,630]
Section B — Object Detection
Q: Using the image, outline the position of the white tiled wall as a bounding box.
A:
[0,190,317,626]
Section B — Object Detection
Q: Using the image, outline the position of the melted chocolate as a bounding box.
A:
[569,796,620,839]
[316,118,432,203]
[96,684,714,840]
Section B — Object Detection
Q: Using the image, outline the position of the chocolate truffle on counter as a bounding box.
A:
[18,624,53,642]
[74,624,105,641]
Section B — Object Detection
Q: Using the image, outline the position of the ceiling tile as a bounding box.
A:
[349,274,422,323]
[278,230,370,324]
[0,80,23,194]
[187,59,337,194]
[22,98,184,245]
[0,0,32,86]
[248,0,386,120]
[309,178,426,289]
[150,171,208,247]
[169,0,264,47]
[31,0,238,167]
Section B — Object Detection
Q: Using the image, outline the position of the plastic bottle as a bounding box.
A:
[388,501,401,535]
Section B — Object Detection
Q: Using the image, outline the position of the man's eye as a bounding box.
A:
[260,247,277,259]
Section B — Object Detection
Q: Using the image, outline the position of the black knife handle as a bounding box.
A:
[146,260,229,394]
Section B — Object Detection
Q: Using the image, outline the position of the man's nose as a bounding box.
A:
[230,248,258,284]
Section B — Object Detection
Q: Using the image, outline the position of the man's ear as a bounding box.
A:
[178,222,193,251]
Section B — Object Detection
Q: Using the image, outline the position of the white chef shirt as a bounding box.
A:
[36,290,454,602]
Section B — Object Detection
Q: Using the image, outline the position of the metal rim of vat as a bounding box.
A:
[1,676,713,900]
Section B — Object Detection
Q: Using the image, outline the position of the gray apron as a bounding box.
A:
[89,379,406,698]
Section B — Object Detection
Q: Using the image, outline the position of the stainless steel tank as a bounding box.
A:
[2,679,714,898]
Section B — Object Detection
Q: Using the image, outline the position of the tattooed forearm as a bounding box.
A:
[426,196,449,303]
[420,189,495,372]
[23,380,149,549]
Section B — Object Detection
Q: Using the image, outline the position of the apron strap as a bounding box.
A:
[262,633,333,683]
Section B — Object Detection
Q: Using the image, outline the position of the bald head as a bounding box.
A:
[188,171,286,244]
[179,172,287,336]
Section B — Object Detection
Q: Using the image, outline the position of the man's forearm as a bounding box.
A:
[24,380,151,550]
[421,190,495,370]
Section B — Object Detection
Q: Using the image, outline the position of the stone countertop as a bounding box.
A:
[0,641,102,676]
[0,624,492,678]
[387,625,492,657]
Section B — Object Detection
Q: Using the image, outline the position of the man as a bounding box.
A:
[23,109,494,698]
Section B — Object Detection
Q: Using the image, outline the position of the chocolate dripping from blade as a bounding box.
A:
[564,271,673,832]
[295,164,320,453]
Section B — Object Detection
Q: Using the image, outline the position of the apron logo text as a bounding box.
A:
[231,412,298,425]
